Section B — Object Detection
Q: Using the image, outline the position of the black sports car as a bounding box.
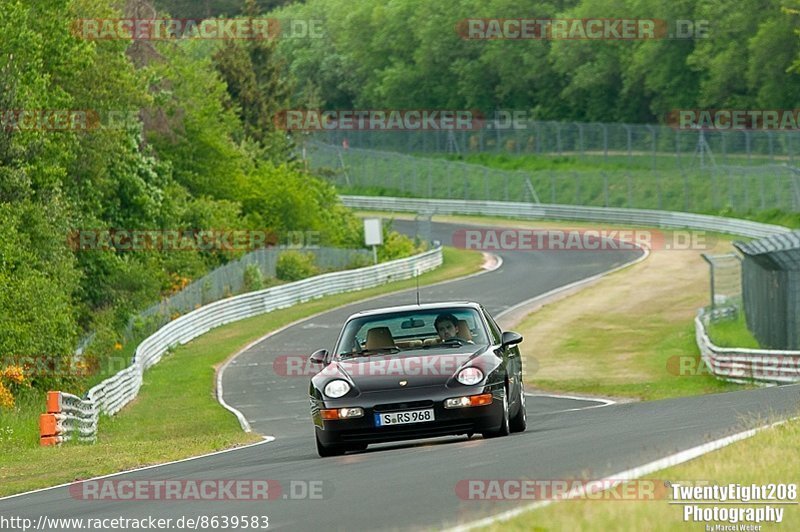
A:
[308,301,526,456]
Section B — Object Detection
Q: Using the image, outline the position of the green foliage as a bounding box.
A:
[276,251,319,281]
[243,262,265,291]
[274,0,800,122]
[213,0,294,162]
[377,230,422,262]
[154,0,293,18]
[0,0,363,393]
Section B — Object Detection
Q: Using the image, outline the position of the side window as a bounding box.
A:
[483,308,502,344]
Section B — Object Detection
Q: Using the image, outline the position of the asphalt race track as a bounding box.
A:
[2,220,799,531]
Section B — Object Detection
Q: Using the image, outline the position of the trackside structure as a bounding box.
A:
[734,230,800,350]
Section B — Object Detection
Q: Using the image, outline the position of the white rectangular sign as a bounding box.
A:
[364,218,383,246]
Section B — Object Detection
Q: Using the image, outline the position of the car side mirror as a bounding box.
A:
[309,349,328,364]
[501,331,523,347]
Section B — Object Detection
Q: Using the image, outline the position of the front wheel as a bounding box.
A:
[482,386,510,439]
[509,383,527,433]
[315,430,346,457]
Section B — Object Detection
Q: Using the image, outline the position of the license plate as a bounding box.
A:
[375,409,435,426]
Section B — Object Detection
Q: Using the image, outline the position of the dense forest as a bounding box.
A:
[155,0,800,122]
[269,0,800,123]
[0,0,364,395]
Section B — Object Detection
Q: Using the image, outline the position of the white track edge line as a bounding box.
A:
[446,418,795,532]
[525,392,617,407]
[0,437,275,503]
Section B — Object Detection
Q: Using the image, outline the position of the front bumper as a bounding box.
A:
[311,382,505,445]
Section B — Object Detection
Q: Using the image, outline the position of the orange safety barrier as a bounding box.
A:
[40,391,63,446]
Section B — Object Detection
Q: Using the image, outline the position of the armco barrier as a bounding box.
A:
[43,247,442,445]
[342,195,798,384]
[695,310,800,384]
[40,391,97,445]
[339,196,789,239]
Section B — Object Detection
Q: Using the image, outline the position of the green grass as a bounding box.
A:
[311,147,800,223]
[530,319,747,402]
[706,313,761,348]
[0,247,483,497]
[484,416,800,531]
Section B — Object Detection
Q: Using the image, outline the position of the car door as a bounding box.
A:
[482,307,523,408]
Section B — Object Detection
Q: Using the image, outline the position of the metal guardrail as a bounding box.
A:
[43,247,443,444]
[343,195,798,384]
[695,310,800,384]
[341,196,789,239]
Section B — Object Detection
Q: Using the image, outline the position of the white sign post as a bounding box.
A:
[364,218,383,265]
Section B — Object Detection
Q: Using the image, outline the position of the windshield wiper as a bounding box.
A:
[440,338,466,347]
[341,347,400,359]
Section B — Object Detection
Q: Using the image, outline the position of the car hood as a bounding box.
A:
[329,346,489,392]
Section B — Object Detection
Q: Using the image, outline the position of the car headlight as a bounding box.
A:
[324,379,351,398]
[456,367,484,385]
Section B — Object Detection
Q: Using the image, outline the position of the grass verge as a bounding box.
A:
[707,313,761,349]
[359,210,750,400]
[0,247,483,497]
[483,416,800,531]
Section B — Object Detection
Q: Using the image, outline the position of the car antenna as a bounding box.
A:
[416,270,421,306]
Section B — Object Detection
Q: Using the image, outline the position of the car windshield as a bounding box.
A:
[335,308,489,358]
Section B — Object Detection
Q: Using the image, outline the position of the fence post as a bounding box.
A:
[683,169,690,212]
[535,121,542,154]
[602,123,608,162]
[744,130,751,164]
[656,170,663,210]
[427,161,432,197]
[767,131,774,163]
[624,124,632,166]
[626,172,632,208]
[701,254,715,310]
[647,125,657,171]
[556,122,562,156]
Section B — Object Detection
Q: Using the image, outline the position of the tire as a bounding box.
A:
[482,385,510,439]
[315,430,346,457]
[509,383,527,433]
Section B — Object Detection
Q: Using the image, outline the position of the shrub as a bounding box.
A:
[276,251,319,281]
[243,262,265,291]
[378,231,421,262]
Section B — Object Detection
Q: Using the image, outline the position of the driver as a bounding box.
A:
[434,313,472,343]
